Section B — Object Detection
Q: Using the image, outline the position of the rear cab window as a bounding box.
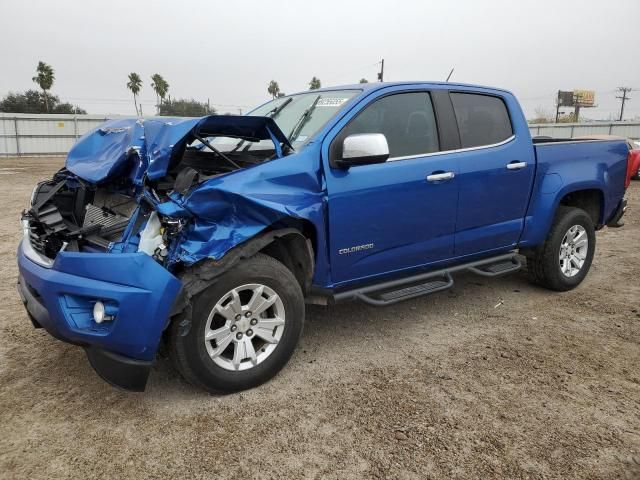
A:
[450,92,513,148]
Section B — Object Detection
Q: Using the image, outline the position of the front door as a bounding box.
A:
[324,90,459,286]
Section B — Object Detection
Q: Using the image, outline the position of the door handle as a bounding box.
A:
[426,171,455,182]
[506,161,527,170]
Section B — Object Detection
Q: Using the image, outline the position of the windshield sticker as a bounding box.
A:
[316,98,349,107]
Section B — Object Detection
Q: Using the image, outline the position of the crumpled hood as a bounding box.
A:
[65,115,291,184]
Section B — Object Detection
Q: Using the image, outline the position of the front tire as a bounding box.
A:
[170,253,305,393]
[525,206,596,291]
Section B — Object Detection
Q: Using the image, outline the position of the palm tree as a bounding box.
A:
[32,61,55,113]
[151,74,169,114]
[309,77,321,90]
[267,80,280,99]
[127,73,143,116]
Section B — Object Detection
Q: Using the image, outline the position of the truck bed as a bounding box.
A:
[529,137,628,230]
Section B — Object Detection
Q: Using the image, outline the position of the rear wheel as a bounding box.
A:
[525,206,596,291]
[170,253,304,393]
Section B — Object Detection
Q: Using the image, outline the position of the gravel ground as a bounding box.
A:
[0,157,639,480]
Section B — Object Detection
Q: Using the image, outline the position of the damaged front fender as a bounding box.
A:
[63,114,331,285]
[161,147,326,267]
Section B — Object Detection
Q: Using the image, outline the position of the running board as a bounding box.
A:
[334,253,521,306]
[467,257,521,276]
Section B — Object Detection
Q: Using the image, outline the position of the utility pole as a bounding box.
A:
[377,59,384,82]
[616,87,632,121]
[555,91,561,123]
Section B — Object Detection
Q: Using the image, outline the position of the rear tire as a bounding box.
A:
[169,253,304,393]
[525,206,596,291]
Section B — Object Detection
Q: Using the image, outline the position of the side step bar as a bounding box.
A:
[334,253,521,306]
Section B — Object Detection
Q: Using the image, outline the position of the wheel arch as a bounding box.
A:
[169,226,315,328]
[520,183,605,249]
[557,188,604,227]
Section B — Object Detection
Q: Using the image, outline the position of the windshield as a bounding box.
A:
[209,90,359,152]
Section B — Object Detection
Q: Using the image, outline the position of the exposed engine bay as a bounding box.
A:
[26,177,139,258]
[20,114,307,270]
[22,118,288,268]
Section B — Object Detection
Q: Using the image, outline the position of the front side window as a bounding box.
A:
[340,92,440,158]
[450,93,513,148]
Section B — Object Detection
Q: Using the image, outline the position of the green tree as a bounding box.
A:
[159,98,215,117]
[309,77,321,90]
[126,72,143,116]
[32,61,55,113]
[267,80,280,99]
[359,78,369,84]
[151,74,169,114]
[0,90,86,114]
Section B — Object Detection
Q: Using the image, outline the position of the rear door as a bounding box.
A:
[323,89,459,286]
[450,91,535,256]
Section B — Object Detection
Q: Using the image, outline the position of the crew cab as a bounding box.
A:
[17,82,632,392]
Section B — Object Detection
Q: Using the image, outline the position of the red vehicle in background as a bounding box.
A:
[575,136,640,183]
[629,141,640,180]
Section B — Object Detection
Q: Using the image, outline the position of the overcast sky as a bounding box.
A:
[1,0,639,119]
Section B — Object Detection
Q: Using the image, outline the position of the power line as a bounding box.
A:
[0,92,251,109]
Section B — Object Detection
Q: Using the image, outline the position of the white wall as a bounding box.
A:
[529,122,640,140]
[2,114,639,157]
[0,113,112,156]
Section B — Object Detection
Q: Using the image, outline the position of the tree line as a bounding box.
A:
[266,77,369,98]
[0,61,87,114]
[1,61,373,116]
[125,71,215,116]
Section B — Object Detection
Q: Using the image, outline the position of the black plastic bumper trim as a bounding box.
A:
[606,198,627,228]
[85,347,152,392]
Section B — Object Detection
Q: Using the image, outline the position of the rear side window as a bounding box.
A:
[341,92,439,158]
[450,93,513,148]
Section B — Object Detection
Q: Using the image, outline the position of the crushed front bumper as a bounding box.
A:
[17,237,182,391]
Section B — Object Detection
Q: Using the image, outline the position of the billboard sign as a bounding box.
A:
[557,91,575,107]
[574,90,596,107]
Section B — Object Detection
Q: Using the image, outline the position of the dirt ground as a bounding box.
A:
[0,157,638,480]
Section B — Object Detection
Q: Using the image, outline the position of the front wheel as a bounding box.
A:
[525,206,596,291]
[170,253,305,393]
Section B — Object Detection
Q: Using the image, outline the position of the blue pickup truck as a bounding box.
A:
[17,82,631,392]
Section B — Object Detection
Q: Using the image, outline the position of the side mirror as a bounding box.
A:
[335,133,389,168]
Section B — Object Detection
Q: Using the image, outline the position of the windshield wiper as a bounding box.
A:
[288,95,321,144]
[193,133,241,170]
[267,97,292,118]
[232,97,293,153]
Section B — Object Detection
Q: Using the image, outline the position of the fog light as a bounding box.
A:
[93,301,113,324]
